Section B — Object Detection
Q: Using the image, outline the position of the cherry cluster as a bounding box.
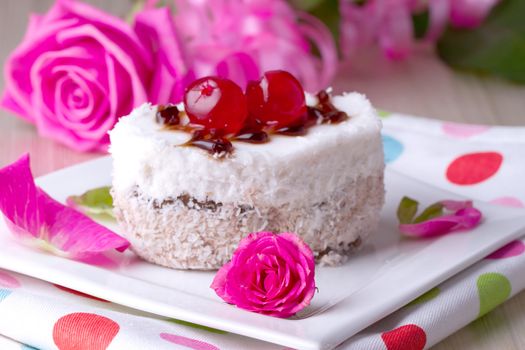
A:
[183,70,307,135]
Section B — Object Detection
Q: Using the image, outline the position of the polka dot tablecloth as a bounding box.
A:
[0,113,525,350]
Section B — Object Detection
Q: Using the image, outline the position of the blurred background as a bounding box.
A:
[0,0,523,172]
[0,0,523,176]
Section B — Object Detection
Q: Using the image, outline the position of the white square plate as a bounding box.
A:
[0,156,524,350]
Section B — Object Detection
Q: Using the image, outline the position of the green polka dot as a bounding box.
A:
[168,319,227,334]
[477,273,511,318]
[406,287,440,308]
[377,109,391,118]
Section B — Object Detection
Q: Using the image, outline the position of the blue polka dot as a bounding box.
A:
[0,289,11,303]
[382,135,404,163]
[21,345,38,350]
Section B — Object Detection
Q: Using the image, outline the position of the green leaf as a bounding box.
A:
[289,0,327,11]
[397,196,419,224]
[307,0,340,41]
[67,186,114,219]
[437,0,525,84]
[412,10,430,39]
[413,202,444,224]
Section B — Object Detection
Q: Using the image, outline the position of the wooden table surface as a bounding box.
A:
[0,1,524,349]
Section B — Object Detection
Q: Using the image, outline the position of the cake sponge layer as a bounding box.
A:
[113,174,383,269]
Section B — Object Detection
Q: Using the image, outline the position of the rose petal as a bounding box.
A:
[0,92,29,122]
[210,261,232,303]
[134,7,192,104]
[399,207,482,238]
[397,196,482,238]
[279,232,315,263]
[441,199,473,211]
[56,25,149,104]
[215,52,260,91]
[0,154,129,259]
[378,5,414,60]
[339,1,377,59]
[296,12,338,92]
[59,0,152,68]
[2,17,75,121]
[25,14,44,40]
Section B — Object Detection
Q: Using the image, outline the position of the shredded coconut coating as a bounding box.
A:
[112,174,384,270]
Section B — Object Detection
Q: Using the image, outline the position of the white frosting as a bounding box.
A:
[109,92,384,207]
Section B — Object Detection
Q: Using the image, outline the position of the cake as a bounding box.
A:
[109,71,384,269]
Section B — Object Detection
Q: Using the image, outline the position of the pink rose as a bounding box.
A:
[1,0,190,152]
[145,0,337,92]
[211,232,316,318]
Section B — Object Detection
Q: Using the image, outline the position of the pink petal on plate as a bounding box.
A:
[399,203,482,238]
[440,199,473,211]
[0,156,42,239]
[0,154,129,260]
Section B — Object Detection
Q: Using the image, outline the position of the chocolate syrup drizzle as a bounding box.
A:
[156,90,349,158]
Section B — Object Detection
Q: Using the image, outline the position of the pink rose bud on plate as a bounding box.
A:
[211,231,316,318]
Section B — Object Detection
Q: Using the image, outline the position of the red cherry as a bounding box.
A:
[246,70,307,129]
[184,77,247,135]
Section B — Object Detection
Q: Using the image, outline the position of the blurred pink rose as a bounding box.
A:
[211,231,316,318]
[2,0,189,152]
[339,0,500,61]
[146,0,337,93]
[134,6,194,105]
[339,0,419,60]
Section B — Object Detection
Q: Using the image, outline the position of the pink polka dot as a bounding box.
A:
[442,122,490,138]
[0,271,20,288]
[381,324,426,350]
[446,152,503,185]
[53,313,120,350]
[486,240,525,259]
[490,197,524,208]
[160,333,219,350]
